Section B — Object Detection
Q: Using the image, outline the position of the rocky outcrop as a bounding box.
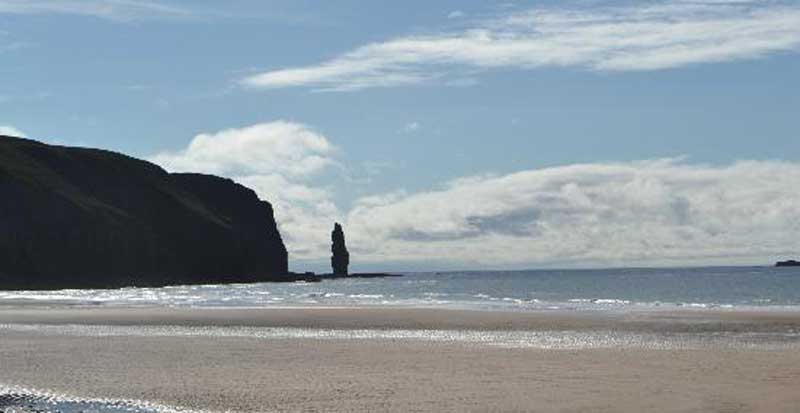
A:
[0,136,288,289]
[776,260,800,267]
[331,223,349,276]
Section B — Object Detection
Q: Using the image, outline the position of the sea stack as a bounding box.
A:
[331,223,350,276]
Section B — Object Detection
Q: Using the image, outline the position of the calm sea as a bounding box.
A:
[3,266,800,311]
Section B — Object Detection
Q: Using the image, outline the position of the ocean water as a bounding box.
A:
[2,266,800,311]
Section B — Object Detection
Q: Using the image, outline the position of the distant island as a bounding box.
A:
[0,135,397,290]
[776,260,800,267]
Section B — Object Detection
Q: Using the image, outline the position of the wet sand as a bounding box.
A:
[1,307,800,412]
[2,305,800,332]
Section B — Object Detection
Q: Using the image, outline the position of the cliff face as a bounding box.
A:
[0,136,288,289]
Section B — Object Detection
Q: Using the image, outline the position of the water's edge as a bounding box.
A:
[1,267,800,312]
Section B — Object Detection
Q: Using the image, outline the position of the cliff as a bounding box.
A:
[0,135,288,289]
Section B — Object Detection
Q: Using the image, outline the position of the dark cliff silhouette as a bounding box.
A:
[331,223,349,276]
[776,260,800,267]
[0,135,289,289]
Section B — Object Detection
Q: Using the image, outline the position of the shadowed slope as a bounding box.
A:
[0,135,288,289]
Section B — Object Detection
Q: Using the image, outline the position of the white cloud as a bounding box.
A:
[0,0,189,21]
[0,125,26,137]
[147,122,800,270]
[149,121,342,264]
[236,173,341,261]
[448,10,465,19]
[403,122,420,133]
[242,1,800,91]
[150,121,336,178]
[344,159,800,268]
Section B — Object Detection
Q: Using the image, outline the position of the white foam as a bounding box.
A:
[347,294,384,299]
[2,281,799,314]
[592,299,632,305]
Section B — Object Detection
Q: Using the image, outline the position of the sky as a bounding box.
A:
[1,0,799,272]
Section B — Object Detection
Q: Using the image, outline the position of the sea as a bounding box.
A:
[2,266,800,311]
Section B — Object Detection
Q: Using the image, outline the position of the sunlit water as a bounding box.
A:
[2,267,800,311]
[0,385,199,413]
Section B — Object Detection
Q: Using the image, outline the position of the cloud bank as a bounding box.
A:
[149,122,342,262]
[0,125,26,137]
[151,123,800,269]
[347,159,800,268]
[243,1,800,91]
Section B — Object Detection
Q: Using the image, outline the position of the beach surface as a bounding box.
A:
[1,306,800,412]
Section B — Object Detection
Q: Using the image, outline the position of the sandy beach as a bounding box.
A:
[1,306,800,412]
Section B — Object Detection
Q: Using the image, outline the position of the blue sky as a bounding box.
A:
[2,0,800,271]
